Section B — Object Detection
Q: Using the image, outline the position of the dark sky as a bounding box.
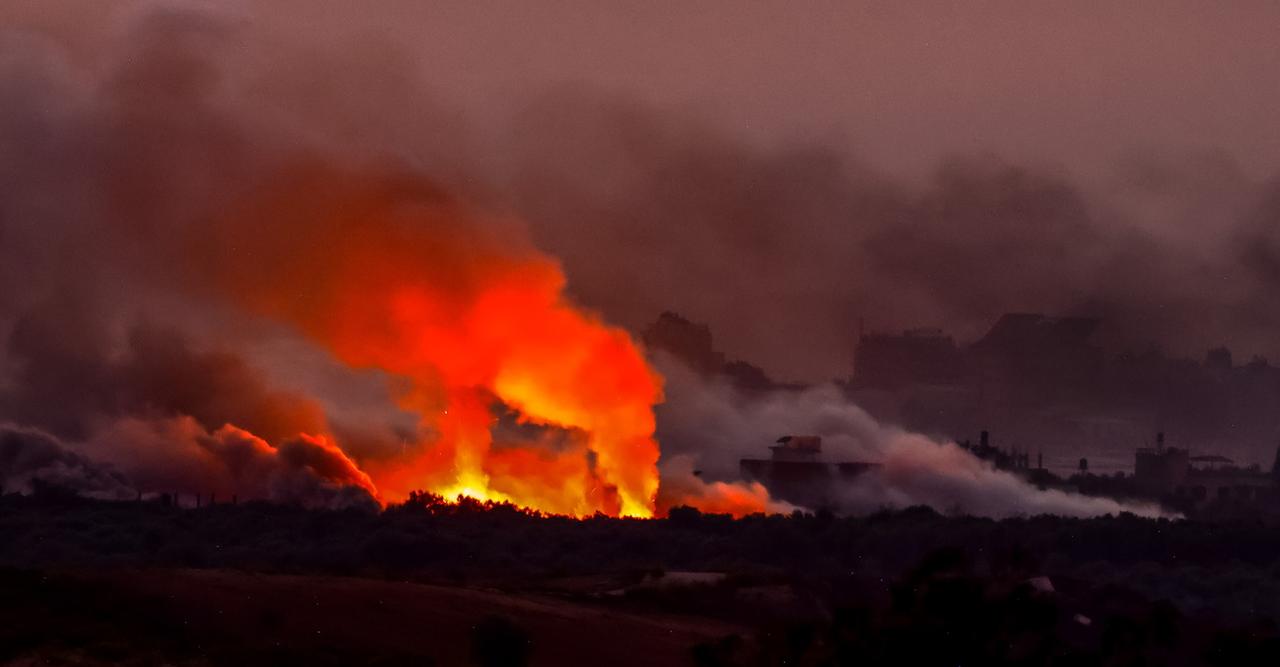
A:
[6,1,1280,380]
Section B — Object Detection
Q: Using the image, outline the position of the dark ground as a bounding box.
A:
[4,492,1280,665]
[0,567,735,666]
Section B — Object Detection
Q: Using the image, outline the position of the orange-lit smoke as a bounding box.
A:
[207,165,664,517]
[656,456,789,517]
[663,479,780,517]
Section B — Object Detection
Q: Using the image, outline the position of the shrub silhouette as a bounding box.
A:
[470,615,531,667]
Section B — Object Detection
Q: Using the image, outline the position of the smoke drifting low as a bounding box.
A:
[1,5,671,515]
[0,424,131,500]
[653,355,1167,519]
[89,419,379,509]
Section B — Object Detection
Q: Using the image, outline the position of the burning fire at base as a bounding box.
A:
[194,164,774,518]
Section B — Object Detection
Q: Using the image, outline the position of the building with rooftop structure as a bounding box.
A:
[740,436,878,510]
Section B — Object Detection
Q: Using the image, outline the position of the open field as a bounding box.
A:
[6,497,1280,664]
[2,567,738,666]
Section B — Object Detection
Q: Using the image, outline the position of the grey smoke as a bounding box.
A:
[0,2,1274,510]
[0,424,132,499]
[653,354,1168,519]
[6,1,1280,385]
[86,417,378,509]
[0,5,415,504]
[503,95,1280,384]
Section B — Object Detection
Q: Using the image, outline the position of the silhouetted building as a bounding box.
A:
[1133,432,1189,496]
[1131,432,1280,513]
[1206,346,1233,371]
[644,311,791,392]
[970,313,1105,402]
[643,311,724,375]
[972,313,1101,355]
[958,430,1031,471]
[854,328,965,389]
[740,436,877,510]
[1172,454,1277,507]
[769,435,821,462]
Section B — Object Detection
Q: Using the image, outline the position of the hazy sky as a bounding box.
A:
[8,1,1280,514]
[7,1,1280,178]
[6,1,1280,380]
[287,0,1280,179]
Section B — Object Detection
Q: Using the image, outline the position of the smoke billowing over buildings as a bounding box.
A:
[7,4,1280,664]
[0,2,1224,521]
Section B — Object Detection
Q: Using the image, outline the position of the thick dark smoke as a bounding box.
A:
[0,424,131,499]
[5,2,1280,384]
[502,95,1280,382]
[88,419,378,509]
[2,300,325,444]
[0,3,1276,512]
[0,6,408,506]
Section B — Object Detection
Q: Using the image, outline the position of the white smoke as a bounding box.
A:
[654,354,1171,519]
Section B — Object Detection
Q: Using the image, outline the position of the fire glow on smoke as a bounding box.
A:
[202,164,769,518]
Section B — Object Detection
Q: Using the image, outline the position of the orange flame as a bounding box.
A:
[209,165,663,516]
[663,479,778,517]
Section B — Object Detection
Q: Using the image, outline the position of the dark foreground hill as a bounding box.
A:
[0,567,735,666]
[4,493,1280,665]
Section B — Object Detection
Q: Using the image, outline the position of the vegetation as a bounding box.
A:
[4,492,1280,664]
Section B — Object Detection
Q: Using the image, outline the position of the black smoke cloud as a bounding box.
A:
[1,298,325,444]
[0,2,1276,512]
[0,6,413,504]
[87,418,378,509]
[0,419,377,509]
[0,294,383,507]
[0,289,387,506]
[0,424,131,499]
[499,90,1280,382]
[3,3,1279,385]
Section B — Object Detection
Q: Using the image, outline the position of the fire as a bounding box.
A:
[662,479,778,517]
[208,164,663,517]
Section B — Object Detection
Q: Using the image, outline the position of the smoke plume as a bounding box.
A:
[0,424,132,499]
[0,4,670,515]
[0,2,1265,515]
[503,93,1280,384]
[654,355,1168,519]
